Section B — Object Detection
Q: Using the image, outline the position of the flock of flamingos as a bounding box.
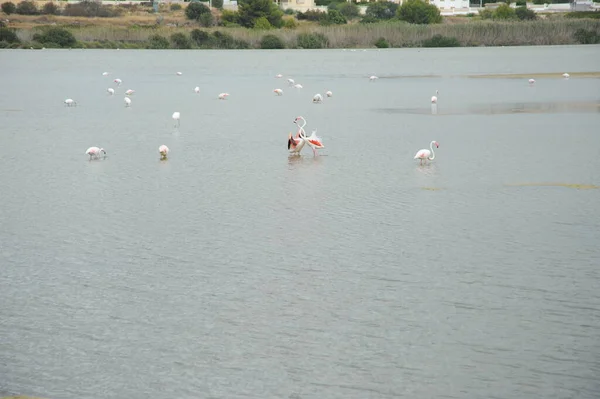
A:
[72,70,569,164]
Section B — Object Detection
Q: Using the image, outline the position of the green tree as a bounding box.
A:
[337,2,359,19]
[199,11,214,26]
[260,33,285,48]
[212,0,224,9]
[322,9,346,25]
[515,5,536,20]
[1,1,16,15]
[493,3,516,19]
[191,29,212,46]
[365,1,398,20]
[0,27,19,43]
[42,2,58,15]
[147,34,170,49]
[237,0,283,28]
[254,16,272,29]
[33,27,76,47]
[185,2,210,20]
[396,0,442,24]
[170,32,191,48]
[15,0,38,15]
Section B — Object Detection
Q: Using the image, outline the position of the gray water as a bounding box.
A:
[1,45,600,399]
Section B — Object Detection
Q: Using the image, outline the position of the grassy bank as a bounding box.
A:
[2,18,598,49]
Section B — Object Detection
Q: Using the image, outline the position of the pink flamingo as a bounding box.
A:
[414,141,439,165]
[86,146,106,160]
[159,145,169,160]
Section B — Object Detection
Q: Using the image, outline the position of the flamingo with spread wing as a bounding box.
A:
[293,116,325,156]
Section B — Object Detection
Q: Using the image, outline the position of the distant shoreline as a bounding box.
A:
[2,18,599,50]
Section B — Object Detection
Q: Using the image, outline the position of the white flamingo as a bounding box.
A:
[294,116,324,156]
[287,78,295,86]
[288,130,306,155]
[194,87,200,94]
[86,146,106,160]
[312,94,323,103]
[275,74,283,78]
[125,89,135,96]
[369,75,378,81]
[176,72,183,76]
[159,145,169,160]
[102,72,109,76]
[218,93,230,100]
[114,78,122,86]
[124,97,131,107]
[107,88,114,95]
[414,141,439,165]
[64,98,77,107]
[431,90,439,104]
[293,83,303,89]
[326,91,332,97]
[273,89,283,96]
[172,112,180,127]
[562,73,570,79]
[528,79,535,84]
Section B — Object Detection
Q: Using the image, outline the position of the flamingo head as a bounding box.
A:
[434,141,439,148]
[100,148,106,154]
[293,116,304,124]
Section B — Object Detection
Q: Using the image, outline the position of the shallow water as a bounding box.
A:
[1,45,600,399]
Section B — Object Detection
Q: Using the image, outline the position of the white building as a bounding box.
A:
[427,0,471,11]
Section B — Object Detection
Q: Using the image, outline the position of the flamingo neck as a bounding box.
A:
[429,142,436,160]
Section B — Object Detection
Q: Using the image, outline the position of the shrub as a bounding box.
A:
[147,34,170,48]
[33,27,76,47]
[296,9,326,21]
[0,19,4,27]
[212,30,250,48]
[212,0,224,9]
[260,33,285,48]
[532,0,544,4]
[397,0,441,24]
[479,8,493,19]
[365,1,397,20]
[42,2,59,15]
[16,0,38,15]
[170,3,182,11]
[237,0,283,28]
[321,9,347,25]
[493,3,516,19]
[220,9,239,24]
[566,11,600,19]
[185,2,210,20]
[284,8,295,15]
[199,11,214,26]
[515,0,526,5]
[297,32,328,49]
[63,1,119,17]
[171,32,191,48]
[374,37,389,48]
[337,2,359,19]
[191,29,211,45]
[254,16,272,29]
[422,34,460,47]
[515,5,536,20]
[574,28,600,44]
[283,17,297,29]
[1,1,16,14]
[0,27,19,43]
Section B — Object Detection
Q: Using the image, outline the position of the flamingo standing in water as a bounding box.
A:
[275,74,283,78]
[274,89,283,96]
[64,98,77,107]
[176,72,183,76]
[312,94,323,103]
[562,73,570,79]
[114,78,122,86]
[528,79,535,85]
[414,141,439,165]
[194,87,200,94]
[294,116,324,156]
[218,93,230,100]
[326,91,333,97]
[124,97,131,107]
[102,72,109,76]
[125,89,135,96]
[288,130,306,155]
[287,78,295,86]
[369,75,378,82]
[86,147,106,160]
[107,88,115,95]
[159,145,169,160]
[293,83,303,89]
[431,90,439,103]
[172,112,180,127]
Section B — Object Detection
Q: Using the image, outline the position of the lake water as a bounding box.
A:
[1,45,599,399]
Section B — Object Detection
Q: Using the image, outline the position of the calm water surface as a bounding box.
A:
[1,46,600,399]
